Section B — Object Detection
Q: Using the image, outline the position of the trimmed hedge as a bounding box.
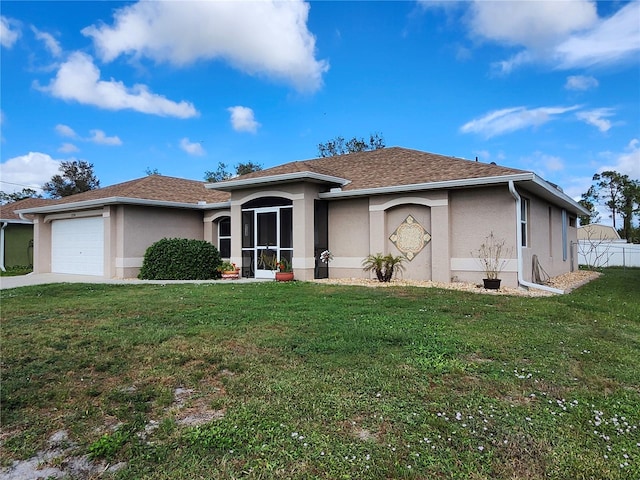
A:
[138,238,222,280]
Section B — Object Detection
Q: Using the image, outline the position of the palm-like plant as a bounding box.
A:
[362,253,405,282]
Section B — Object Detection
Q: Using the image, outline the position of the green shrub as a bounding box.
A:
[362,253,405,282]
[138,238,222,280]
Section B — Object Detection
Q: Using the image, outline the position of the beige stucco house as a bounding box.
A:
[18,147,587,291]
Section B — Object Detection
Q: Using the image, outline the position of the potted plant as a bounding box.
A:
[362,253,405,282]
[473,232,511,289]
[275,258,294,282]
[217,261,240,280]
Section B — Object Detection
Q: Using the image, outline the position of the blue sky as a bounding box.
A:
[1,0,639,217]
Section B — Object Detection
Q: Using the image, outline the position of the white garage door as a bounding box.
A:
[51,217,104,276]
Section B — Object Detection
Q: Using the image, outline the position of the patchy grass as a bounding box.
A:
[1,268,639,479]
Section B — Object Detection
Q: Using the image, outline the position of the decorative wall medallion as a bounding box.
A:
[389,215,431,261]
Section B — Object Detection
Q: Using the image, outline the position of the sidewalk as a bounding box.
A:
[0,273,264,290]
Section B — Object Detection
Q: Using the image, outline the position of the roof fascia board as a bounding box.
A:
[529,174,589,215]
[319,173,535,199]
[17,197,231,214]
[208,172,351,191]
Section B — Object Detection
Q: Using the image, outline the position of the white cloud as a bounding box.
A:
[491,51,532,76]
[576,108,615,133]
[555,1,640,69]
[38,52,198,118]
[58,143,79,153]
[179,138,205,156]
[469,0,597,50]
[31,26,62,57]
[460,105,580,138]
[0,16,20,49]
[227,106,260,134]
[55,124,77,138]
[599,139,640,179]
[565,75,599,91]
[0,152,61,194]
[81,0,328,92]
[88,129,122,146]
[442,1,638,73]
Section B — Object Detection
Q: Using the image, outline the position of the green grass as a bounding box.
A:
[1,268,639,479]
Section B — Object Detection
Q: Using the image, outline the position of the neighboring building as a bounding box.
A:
[577,224,621,241]
[18,148,587,291]
[577,223,640,268]
[0,198,53,271]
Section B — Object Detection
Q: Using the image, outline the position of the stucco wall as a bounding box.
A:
[327,198,370,277]
[449,186,519,287]
[116,205,205,278]
[520,188,578,281]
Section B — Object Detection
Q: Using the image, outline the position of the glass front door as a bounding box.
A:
[242,201,293,279]
[255,209,278,279]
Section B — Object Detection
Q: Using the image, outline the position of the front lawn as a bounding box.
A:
[1,268,639,479]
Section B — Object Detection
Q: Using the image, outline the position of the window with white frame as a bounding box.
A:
[521,198,530,247]
[218,216,231,258]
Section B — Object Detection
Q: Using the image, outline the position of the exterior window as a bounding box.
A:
[218,217,231,258]
[521,198,529,247]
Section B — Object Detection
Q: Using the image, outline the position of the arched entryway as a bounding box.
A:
[241,197,293,279]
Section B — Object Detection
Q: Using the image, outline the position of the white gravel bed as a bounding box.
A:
[311,270,601,297]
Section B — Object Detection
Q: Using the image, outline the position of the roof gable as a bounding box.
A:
[224,147,528,191]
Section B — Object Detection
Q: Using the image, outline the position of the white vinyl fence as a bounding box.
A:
[576,241,640,268]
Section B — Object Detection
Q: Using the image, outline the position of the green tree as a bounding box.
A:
[578,188,600,226]
[0,188,42,204]
[43,160,100,198]
[205,162,262,182]
[584,171,640,241]
[317,133,385,157]
[235,162,262,176]
[204,162,232,183]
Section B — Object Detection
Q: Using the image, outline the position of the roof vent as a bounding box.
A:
[329,187,342,193]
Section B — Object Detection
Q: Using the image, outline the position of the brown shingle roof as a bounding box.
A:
[32,175,230,208]
[236,147,528,191]
[0,198,55,221]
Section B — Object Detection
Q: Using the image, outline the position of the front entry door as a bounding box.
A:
[255,208,278,279]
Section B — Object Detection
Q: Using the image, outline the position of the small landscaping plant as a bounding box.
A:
[217,261,238,273]
[473,232,511,280]
[276,258,292,273]
[138,238,222,280]
[362,253,405,282]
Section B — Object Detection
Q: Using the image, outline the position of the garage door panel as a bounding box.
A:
[51,217,104,276]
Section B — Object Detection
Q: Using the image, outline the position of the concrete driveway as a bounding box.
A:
[0,273,263,290]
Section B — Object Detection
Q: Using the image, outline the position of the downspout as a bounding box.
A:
[508,181,564,294]
[0,222,7,272]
